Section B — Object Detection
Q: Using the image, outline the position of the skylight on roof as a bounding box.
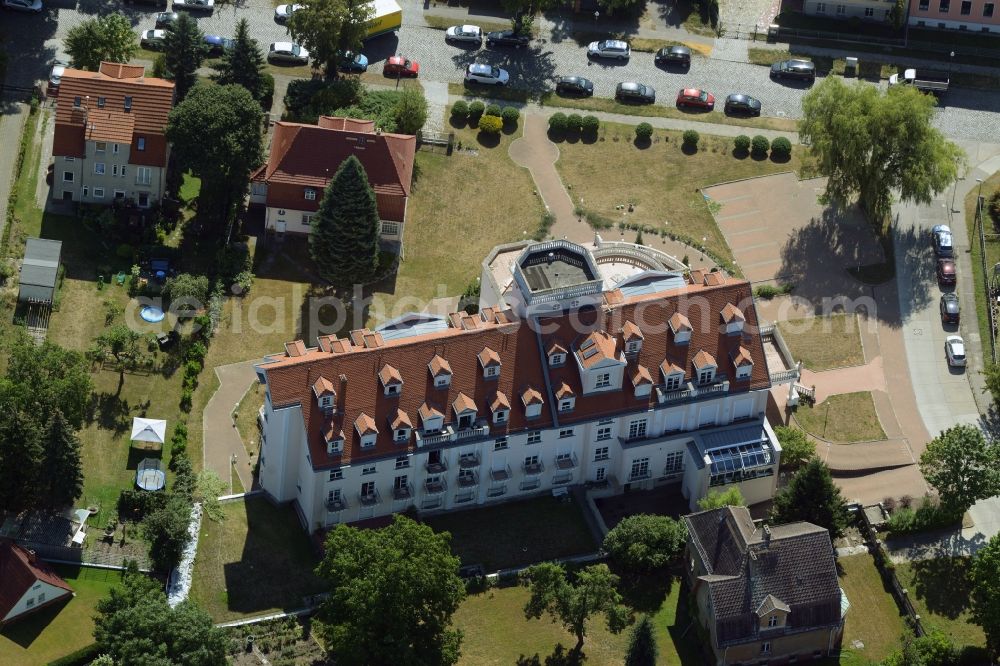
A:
[581,337,596,351]
[582,346,599,360]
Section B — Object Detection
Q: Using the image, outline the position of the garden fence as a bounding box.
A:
[855,506,925,637]
[977,198,998,364]
[18,539,151,572]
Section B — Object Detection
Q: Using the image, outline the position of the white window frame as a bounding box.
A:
[559,428,574,439]
[594,446,609,462]
[493,409,508,424]
[549,353,564,366]
[136,166,151,186]
[362,464,377,475]
[767,615,778,628]
[527,431,542,445]
[328,469,343,481]
[304,188,317,200]
[665,373,684,391]
[559,399,574,412]
[94,163,106,175]
[62,171,74,183]
[595,372,611,388]
[494,436,509,450]
[137,137,146,151]
[327,438,343,455]
[698,368,716,385]
[864,6,874,16]
[627,419,647,440]
[484,365,499,379]
[664,451,683,474]
[394,428,409,443]
[93,187,105,198]
[95,142,107,153]
[596,426,612,442]
[395,455,409,469]
[381,220,401,235]
[302,213,313,226]
[630,457,650,481]
[112,165,119,177]
[112,143,119,154]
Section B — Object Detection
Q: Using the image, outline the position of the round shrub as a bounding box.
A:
[451,100,469,118]
[549,112,568,132]
[751,135,770,156]
[566,113,583,133]
[478,115,503,134]
[682,129,700,149]
[581,115,599,134]
[468,100,485,119]
[771,136,792,159]
[501,106,519,124]
[734,134,751,153]
[635,122,653,140]
[485,103,502,118]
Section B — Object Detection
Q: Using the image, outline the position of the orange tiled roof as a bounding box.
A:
[478,347,501,368]
[312,376,335,397]
[521,387,544,406]
[622,320,643,341]
[669,312,692,332]
[389,408,412,430]
[732,346,754,367]
[452,392,477,414]
[555,381,575,399]
[354,412,378,435]
[660,360,684,377]
[721,303,745,323]
[491,391,511,411]
[428,354,452,377]
[576,330,619,369]
[378,363,403,386]
[692,350,717,369]
[632,365,653,386]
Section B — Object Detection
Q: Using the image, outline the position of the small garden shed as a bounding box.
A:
[18,238,63,304]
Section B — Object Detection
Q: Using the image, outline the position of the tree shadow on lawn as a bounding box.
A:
[615,568,676,613]
[906,556,975,620]
[517,643,586,666]
[90,391,143,434]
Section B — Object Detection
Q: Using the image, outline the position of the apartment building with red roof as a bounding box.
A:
[255,240,793,532]
[0,540,74,625]
[52,62,175,209]
[249,116,416,246]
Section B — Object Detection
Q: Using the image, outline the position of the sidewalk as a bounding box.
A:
[0,101,28,242]
[203,361,259,493]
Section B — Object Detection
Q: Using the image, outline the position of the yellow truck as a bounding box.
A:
[366,0,402,40]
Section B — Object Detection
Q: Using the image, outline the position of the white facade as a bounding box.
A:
[256,203,404,242]
[803,0,896,21]
[2,579,72,623]
[257,380,781,533]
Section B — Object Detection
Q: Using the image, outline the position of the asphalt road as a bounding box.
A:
[3,0,1000,142]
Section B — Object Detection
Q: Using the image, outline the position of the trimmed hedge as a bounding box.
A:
[468,100,485,119]
[734,134,751,153]
[549,112,568,132]
[478,115,503,134]
[635,122,653,140]
[566,113,583,132]
[581,115,599,134]
[682,129,699,149]
[485,103,502,117]
[771,136,792,159]
[451,100,469,118]
[751,135,770,156]
[501,106,519,123]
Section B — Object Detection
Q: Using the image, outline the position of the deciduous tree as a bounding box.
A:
[164,273,210,309]
[972,534,1000,658]
[142,494,193,572]
[697,487,745,510]
[315,515,465,666]
[1,335,93,428]
[771,458,849,537]
[919,424,1000,518]
[625,615,658,666]
[310,155,380,286]
[799,77,964,224]
[394,86,428,135]
[65,13,138,71]
[40,410,83,509]
[212,18,268,103]
[602,514,686,573]
[163,13,207,102]
[166,84,264,241]
[93,324,150,395]
[775,425,816,470]
[522,562,628,653]
[881,630,958,666]
[288,0,374,73]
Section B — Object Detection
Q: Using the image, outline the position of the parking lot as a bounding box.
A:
[4,0,1000,142]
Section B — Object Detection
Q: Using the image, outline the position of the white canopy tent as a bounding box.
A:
[130,417,167,446]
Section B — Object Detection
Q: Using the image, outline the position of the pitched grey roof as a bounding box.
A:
[683,507,842,646]
[20,238,62,289]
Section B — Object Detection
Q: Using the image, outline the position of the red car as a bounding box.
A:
[383,56,420,78]
[676,88,715,110]
[937,258,956,285]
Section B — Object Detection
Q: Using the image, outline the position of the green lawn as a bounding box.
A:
[777,313,865,371]
[793,392,886,443]
[837,554,909,664]
[554,122,813,266]
[965,174,1000,364]
[234,381,265,459]
[0,566,121,666]
[423,496,598,572]
[189,496,324,621]
[454,577,702,666]
[894,558,988,661]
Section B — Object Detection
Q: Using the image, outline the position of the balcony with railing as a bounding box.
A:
[424,478,448,495]
[491,465,512,481]
[487,484,507,498]
[628,470,652,483]
[326,496,348,512]
[426,458,448,474]
[520,478,541,492]
[358,489,381,507]
[555,452,578,470]
[655,378,730,406]
[458,471,479,488]
[415,421,491,448]
[552,472,573,485]
[522,460,545,476]
[459,453,481,469]
[392,483,413,501]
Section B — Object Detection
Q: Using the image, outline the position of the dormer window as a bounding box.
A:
[692,350,717,385]
[428,354,452,388]
[379,363,403,397]
[732,346,754,380]
[721,303,746,335]
[547,342,567,367]
[550,353,565,366]
[313,377,337,413]
[452,392,478,429]
[479,347,501,379]
[97,97,106,108]
[419,403,444,434]
[492,392,511,425]
[326,429,344,455]
[632,364,653,397]
[395,429,409,442]
[355,413,378,449]
[137,137,146,151]
[320,395,333,409]
[304,188,317,201]
[522,387,544,419]
[622,321,643,355]
[555,382,575,412]
[669,312,692,344]
[124,96,132,111]
[389,409,412,444]
[660,361,685,391]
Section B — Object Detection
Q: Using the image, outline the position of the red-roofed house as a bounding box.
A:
[250,116,416,245]
[0,540,74,625]
[52,62,175,208]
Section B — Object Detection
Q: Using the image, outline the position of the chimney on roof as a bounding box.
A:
[27,549,37,564]
[340,374,348,385]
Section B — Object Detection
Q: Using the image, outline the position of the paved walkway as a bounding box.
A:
[203,360,259,493]
[0,101,28,242]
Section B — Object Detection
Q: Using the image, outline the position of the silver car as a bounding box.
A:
[140,29,167,49]
[268,42,310,65]
[3,0,43,11]
[945,335,966,367]
[587,39,630,61]
[445,25,483,44]
[173,0,214,11]
[464,63,509,86]
[274,3,302,22]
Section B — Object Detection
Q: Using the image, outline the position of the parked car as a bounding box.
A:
[945,334,966,367]
[173,0,214,11]
[2,0,43,12]
[464,63,509,86]
[937,258,956,285]
[932,224,954,258]
[770,59,816,81]
[676,88,715,109]
[154,11,178,28]
[587,39,630,61]
[338,51,369,73]
[383,56,419,77]
[615,81,655,104]
[654,45,690,67]
[274,3,302,22]
[49,59,68,91]
[445,25,483,44]
[555,76,594,96]
[724,93,761,116]
[940,293,960,325]
[204,35,235,56]
[140,29,167,49]
[268,42,310,65]
[486,29,530,48]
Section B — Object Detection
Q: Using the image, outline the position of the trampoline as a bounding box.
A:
[140,306,165,323]
[136,458,166,491]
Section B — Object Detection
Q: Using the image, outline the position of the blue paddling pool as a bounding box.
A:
[140,306,165,323]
